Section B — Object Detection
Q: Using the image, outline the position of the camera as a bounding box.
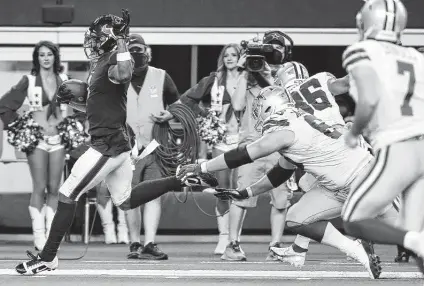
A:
[240,39,275,72]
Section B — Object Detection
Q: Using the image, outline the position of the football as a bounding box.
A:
[58,79,88,113]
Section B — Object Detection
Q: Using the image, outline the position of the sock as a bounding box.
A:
[129,176,182,209]
[344,218,407,245]
[293,235,310,253]
[321,222,356,253]
[40,201,77,262]
[288,221,327,242]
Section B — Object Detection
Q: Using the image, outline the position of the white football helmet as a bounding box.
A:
[275,61,309,93]
[356,0,407,43]
[252,86,294,132]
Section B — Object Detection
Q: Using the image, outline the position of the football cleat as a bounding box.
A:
[271,245,306,267]
[15,251,58,275]
[346,240,381,279]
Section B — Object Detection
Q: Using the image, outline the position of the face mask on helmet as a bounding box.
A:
[83,15,123,60]
[275,62,309,90]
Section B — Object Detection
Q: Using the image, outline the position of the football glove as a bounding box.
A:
[111,9,130,39]
[176,163,202,180]
[204,188,249,201]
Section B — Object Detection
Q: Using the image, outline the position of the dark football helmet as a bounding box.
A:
[83,9,130,60]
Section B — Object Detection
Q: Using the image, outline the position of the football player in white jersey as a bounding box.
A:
[177,86,382,279]
[271,62,370,265]
[341,0,424,273]
[275,61,348,127]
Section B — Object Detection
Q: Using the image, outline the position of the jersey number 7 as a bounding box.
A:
[290,78,332,115]
[398,60,416,116]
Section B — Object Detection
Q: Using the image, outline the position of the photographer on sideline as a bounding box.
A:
[222,30,297,261]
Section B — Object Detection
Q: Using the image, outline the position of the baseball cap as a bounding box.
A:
[263,30,286,46]
[128,34,146,50]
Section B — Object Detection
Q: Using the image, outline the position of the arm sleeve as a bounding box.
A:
[0,75,29,125]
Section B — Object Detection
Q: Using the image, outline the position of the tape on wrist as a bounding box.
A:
[200,162,208,173]
[246,186,253,198]
[117,52,131,62]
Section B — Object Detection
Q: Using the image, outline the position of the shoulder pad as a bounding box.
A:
[313,72,336,83]
[342,41,378,71]
[262,113,290,135]
[261,108,300,135]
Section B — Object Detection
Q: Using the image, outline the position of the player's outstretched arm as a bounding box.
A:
[247,156,296,196]
[211,156,296,200]
[204,129,294,172]
[342,44,381,140]
[108,39,134,84]
[347,66,380,138]
[176,129,295,179]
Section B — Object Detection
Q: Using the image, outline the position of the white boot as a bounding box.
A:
[28,206,47,251]
[214,208,229,255]
[117,208,129,244]
[45,206,56,238]
[96,200,117,244]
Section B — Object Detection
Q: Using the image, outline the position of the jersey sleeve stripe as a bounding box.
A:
[343,54,371,69]
[343,48,366,62]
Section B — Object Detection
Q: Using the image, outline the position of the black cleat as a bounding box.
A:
[127,242,143,259]
[138,242,168,260]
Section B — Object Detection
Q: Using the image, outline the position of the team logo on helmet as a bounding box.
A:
[252,86,295,133]
[356,0,407,43]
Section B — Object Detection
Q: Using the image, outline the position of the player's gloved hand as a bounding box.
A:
[206,188,249,201]
[176,163,202,180]
[110,9,130,39]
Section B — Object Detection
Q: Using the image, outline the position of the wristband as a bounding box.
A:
[200,162,208,173]
[223,145,253,169]
[117,52,131,62]
[245,186,253,198]
[266,163,295,188]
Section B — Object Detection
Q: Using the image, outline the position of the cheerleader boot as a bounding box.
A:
[28,206,47,251]
[214,207,229,255]
[96,200,117,244]
[117,208,129,244]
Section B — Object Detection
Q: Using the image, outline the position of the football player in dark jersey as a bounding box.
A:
[15,10,217,275]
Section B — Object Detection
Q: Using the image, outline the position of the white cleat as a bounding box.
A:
[345,240,381,279]
[15,251,58,275]
[270,245,306,267]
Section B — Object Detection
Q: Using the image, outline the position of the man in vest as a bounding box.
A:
[126,33,180,260]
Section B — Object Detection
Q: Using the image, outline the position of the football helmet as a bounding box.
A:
[83,10,130,60]
[275,61,309,92]
[356,0,407,43]
[252,86,294,132]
